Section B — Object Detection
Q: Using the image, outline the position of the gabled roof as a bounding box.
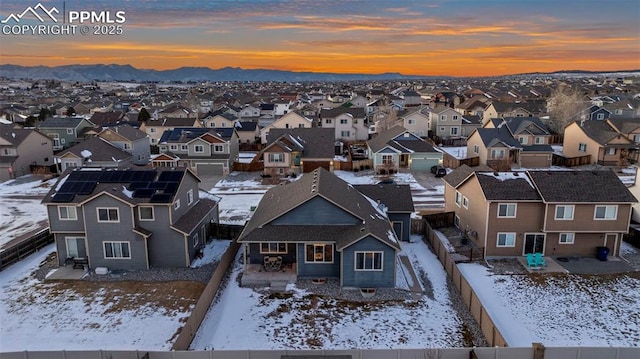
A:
[267,128,335,158]
[528,170,637,203]
[159,127,229,144]
[607,118,640,134]
[0,125,47,146]
[39,117,88,128]
[171,198,218,234]
[99,124,148,141]
[144,118,200,127]
[475,126,522,149]
[571,120,626,146]
[236,121,258,132]
[89,111,124,126]
[57,136,131,162]
[354,184,415,212]
[367,125,437,153]
[475,172,541,201]
[443,164,493,187]
[502,117,550,136]
[461,115,482,125]
[320,107,366,118]
[238,168,400,250]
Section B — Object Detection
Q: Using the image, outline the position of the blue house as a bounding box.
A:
[354,183,415,242]
[237,168,401,288]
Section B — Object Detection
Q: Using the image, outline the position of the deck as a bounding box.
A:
[240,263,297,287]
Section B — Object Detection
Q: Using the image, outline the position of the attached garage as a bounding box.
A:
[196,163,225,176]
[520,153,552,168]
[410,156,441,171]
[302,161,331,173]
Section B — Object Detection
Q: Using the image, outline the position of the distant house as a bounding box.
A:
[319,107,369,141]
[202,113,237,129]
[89,111,125,127]
[97,124,150,166]
[259,111,313,144]
[235,121,259,145]
[38,117,95,151]
[55,136,132,171]
[42,167,219,270]
[139,117,203,145]
[399,108,431,138]
[367,125,442,173]
[0,125,54,182]
[482,101,538,125]
[237,168,401,288]
[444,166,637,258]
[262,128,335,177]
[155,127,239,176]
[429,107,465,139]
[460,115,482,137]
[563,120,639,166]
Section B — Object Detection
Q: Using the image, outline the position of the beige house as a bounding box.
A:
[0,126,54,182]
[429,107,464,139]
[202,113,237,129]
[139,117,203,146]
[482,101,535,125]
[400,108,431,137]
[563,120,639,166]
[319,107,369,141]
[444,166,636,258]
[261,128,335,177]
[259,111,313,143]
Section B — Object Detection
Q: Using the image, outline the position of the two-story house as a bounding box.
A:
[97,124,150,166]
[399,107,431,138]
[0,125,54,182]
[563,120,639,166]
[482,101,538,125]
[202,113,237,129]
[237,167,400,288]
[139,117,203,146]
[155,127,239,176]
[444,167,636,258]
[319,107,369,141]
[261,128,335,177]
[367,125,443,173]
[38,117,95,151]
[259,111,313,144]
[42,167,219,270]
[483,117,554,168]
[56,136,133,171]
[466,125,522,169]
[429,107,464,139]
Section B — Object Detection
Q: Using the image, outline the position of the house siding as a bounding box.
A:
[544,203,632,233]
[388,212,411,242]
[296,244,340,277]
[546,232,618,257]
[48,205,85,233]
[341,236,396,288]
[247,243,297,265]
[448,177,489,249]
[141,205,188,267]
[485,202,545,256]
[271,196,361,225]
[54,233,87,265]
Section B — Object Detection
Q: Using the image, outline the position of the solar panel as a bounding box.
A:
[70,181,84,193]
[169,171,183,181]
[99,171,115,183]
[164,182,179,194]
[140,171,157,181]
[58,182,76,193]
[149,193,173,203]
[66,171,84,181]
[133,189,155,198]
[77,182,97,195]
[157,171,173,182]
[128,181,150,190]
[51,193,75,203]
[120,171,135,183]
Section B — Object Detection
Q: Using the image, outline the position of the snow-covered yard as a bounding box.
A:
[191,236,469,350]
[458,243,640,347]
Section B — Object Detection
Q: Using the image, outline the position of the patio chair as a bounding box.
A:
[526,253,538,269]
[534,253,547,267]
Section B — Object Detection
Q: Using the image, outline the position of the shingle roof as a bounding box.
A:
[443,164,493,187]
[476,126,522,148]
[367,125,436,153]
[528,170,637,203]
[320,107,366,118]
[0,125,38,146]
[503,117,550,136]
[171,198,218,234]
[58,136,131,162]
[475,172,541,201]
[145,118,200,127]
[101,124,148,141]
[353,184,415,212]
[608,118,640,134]
[267,128,335,159]
[238,168,400,250]
[572,120,621,145]
[39,117,87,128]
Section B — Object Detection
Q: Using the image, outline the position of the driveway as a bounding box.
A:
[407,169,446,190]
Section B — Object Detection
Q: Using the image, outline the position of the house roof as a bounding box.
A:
[236,121,258,132]
[521,144,554,152]
[267,128,335,159]
[607,118,640,134]
[238,168,400,250]
[367,125,437,153]
[145,118,199,127]
[461,115,482,125]
[353,184,415,212]
[0,125,42,146]
[528,170,637,203]
[100,124,148,141]
[57,136,131,162]
[475,126,522,148]
[39,117,87,128]
[572,120,623,146]
[89,111,124,126]
[475,171,541,201]
[320,107,366,119]
[502,117,550,136]
[159,127,228,144]
[171,197,218,234]
[443,164,493,187]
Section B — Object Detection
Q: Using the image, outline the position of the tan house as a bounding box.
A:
[261,128,334,177]
[429,107,464,139]
[399,108,431,137]
[466,125,522,169]
[483,117,553,168]
[202,113,237,129]
[563,120,639,166]
[482,101,537,125]
[259,111,313,143]
[444,167,636,258]
[319,107,369,141]
[139,117,203,146]
[0,126,54,182]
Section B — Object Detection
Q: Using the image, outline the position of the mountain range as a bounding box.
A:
[0,64,428,82]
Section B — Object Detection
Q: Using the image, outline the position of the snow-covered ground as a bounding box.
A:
[0,239,231,352]
[191,236,466,350]
[439,146,467,159]
[458,243,640,347]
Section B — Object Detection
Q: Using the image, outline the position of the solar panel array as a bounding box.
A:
[51,169,184,203]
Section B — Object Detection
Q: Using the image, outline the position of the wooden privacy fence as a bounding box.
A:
[424,220,508,347]
[212,223,245,240]
[0,228,54,271]
[552,153,591,167]
[171,240,241,350]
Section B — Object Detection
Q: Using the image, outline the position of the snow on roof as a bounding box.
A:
[386,229,398,244]
[121,185,133,198]
[478,171,534,188]
[80,150,92,158]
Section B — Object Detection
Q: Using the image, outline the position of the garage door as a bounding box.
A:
[411,157,440,171]
[196,163,224,176]
[520,154,551,168]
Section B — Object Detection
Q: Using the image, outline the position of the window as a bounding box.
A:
[187,189,194,205]
[452,115,459,121]
[58,206,77,220]
[597,113,605,120]
[123,143,131,150]
[221,122,226,127]
[104,241,130,258]
[97,208,119,222]
[139,206,154,221]
[355,251,383,271]
[559,233,575,244]
[555,205,574,220]
[325,119,332,125]
[497,203,516,218]
[298,123,304,128]
[66,128,73,135]
[214,144,224,152]
[473,144,479,154]
[170,145,178,151]
[634,134,640,143]
[150,128,157,133]
[193,233,200,248]
[491,149,505,159]
[340,119,348,124]
[382,154,393,165]
[607,147,616,155]
[65,237,84,258]
[354,119,358,124]
[181,145,188,151]
[194,145,204,153]
[269,153,285,163]
[209,122,216,127]
[535,137,544,144]
[305,244,333,263]
[519,136,528,144]
[340,130,350,137]
[455,191,462,206]
[450,127,458,135]
[64,162,78,170]
[462,196,469,209]
[174,199,181,210]
[454,215,460,228]
[439,127,445,132]
[578,143,587,152]
[260,242,287,254]
[407,119,415,125]
[594,205,617,220]
[440,115,447,121]
[497,233,516,247]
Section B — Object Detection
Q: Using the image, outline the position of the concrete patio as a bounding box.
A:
[516,256,568,274]
[44,265,88,280]
[554,256,636,274]
[240,263,297,288]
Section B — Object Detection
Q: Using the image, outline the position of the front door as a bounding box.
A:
[523,233,545,255]
[65,237,86,258]
[399,154,408,167]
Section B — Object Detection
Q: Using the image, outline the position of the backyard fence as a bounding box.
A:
[424,219,507,347]
[171,240,242,350]
[211,223,245,240]
[0,227,53,271]
[552,153,591,167]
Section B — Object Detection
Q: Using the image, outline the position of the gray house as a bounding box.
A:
[38,117,95,151]
[42,167,219,271]
[354,183,415,242]
[367,125,443,173]
[97,124,151,165]
[237,167,401,288]
[0,125,54,182]
[55,136,133,171]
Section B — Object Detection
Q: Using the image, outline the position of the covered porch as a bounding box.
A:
[240,263,297,287]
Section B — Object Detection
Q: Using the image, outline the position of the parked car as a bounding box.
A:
[377,178,396,185]
[431,165,447,177]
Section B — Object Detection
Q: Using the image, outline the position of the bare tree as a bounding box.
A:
[546,83,586,134]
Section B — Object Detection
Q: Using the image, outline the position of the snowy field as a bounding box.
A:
[0,239,231,352]
[191,237,467,350]
[458,243,640,347]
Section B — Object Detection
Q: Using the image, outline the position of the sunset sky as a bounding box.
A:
[0,0,638,77]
